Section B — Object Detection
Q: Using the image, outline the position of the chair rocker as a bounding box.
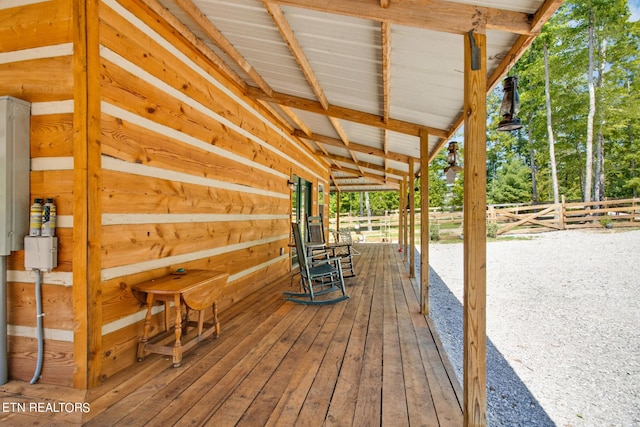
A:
[284,222,349,305]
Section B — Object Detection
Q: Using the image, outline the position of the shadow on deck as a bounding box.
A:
[0,244,462,426]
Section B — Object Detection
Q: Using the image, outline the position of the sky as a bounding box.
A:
[630,0,640,21]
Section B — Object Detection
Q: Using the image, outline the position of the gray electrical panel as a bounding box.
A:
[0,96,31,255]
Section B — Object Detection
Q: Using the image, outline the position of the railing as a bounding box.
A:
[330,197,640,242]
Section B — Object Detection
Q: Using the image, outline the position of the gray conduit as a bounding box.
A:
[1,256,7,385]
[30,269,43,384]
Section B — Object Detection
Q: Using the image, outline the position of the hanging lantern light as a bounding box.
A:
[497,76,523,132]
[443,141,463,185]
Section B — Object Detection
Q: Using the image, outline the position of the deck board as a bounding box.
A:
[0,244,463,426]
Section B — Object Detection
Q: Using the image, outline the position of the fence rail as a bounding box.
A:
[330,197,640,242]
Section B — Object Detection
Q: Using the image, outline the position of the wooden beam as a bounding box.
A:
[408,158,415,278]
[335,188,341,230]
[263,2,329,109]
[265,0,534,36]
[399,177,405,249]
[321,152,405,177]
[402,174,408,261]
[530,0,565,34]
[247,87,447,138]
[463,30,487,427]
[381,21,391,123]
[293,130,415,164]
[72,0,90,390]
[333,176,401,189]
[140,0,247,92]
[175,0,274,96]
[73,0,104,388]
[419,129,429,314]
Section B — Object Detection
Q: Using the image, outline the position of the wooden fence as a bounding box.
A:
[330,197,640,242]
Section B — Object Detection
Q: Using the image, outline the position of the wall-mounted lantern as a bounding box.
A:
[443,141,463,185]
[497,76,523,132]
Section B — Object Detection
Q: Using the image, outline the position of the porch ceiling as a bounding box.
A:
[155,0,562,192]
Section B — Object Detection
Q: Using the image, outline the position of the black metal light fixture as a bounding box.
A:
[497,76,523,132]
[443,141,462,185]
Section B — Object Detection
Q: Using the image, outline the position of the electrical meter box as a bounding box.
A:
[0,96,31,256]
[24,236,58,271]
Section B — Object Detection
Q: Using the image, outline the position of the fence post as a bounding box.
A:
[559,195,566,230]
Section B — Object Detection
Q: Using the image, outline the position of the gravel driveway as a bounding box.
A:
[425,229,640,427]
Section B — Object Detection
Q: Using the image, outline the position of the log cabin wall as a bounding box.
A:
[1,0,76,387]
[1,0,329,388]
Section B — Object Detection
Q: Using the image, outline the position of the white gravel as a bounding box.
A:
[426,229,640,427]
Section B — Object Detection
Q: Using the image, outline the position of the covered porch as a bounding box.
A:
[0,243,461,425]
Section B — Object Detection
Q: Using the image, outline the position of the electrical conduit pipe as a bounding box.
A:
[30,269,43,384]
[1,256,7,385]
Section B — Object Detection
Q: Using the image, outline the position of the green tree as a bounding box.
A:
[488,156,532,204]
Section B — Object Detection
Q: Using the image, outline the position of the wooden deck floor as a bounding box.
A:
[0,244,462,426]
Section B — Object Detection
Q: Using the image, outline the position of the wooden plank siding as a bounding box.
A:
[1,0,76,386]
[0,244,463,426]
[2,0,330,387]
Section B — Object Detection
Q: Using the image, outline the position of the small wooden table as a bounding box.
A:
[132,269,228,367]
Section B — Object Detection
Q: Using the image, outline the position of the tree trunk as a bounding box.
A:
[584,9,596,202]
[594,38,607,202]
[544,43,560,205]
[594,132,605,201]
[527,112,538,204]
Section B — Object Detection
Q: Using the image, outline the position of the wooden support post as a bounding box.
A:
[403,175,409,261]
[559,194,566,229]
[419,129,429,314]
[399,180,405,247]
[463,30,487,427]
[73,0,103,388]
[409,158,416,278]
[336,190,341,231]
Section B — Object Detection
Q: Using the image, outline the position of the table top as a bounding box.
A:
[132,269,228,296]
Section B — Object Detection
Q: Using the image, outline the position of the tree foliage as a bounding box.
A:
[332,1,640,212]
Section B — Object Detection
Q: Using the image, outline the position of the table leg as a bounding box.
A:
[182,304,190,335]
[213,301,220,338]
[172,294,183,367]
[137,293,155,361]
[164,301,171,331]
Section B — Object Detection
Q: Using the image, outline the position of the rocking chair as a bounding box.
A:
[284,222,349,305]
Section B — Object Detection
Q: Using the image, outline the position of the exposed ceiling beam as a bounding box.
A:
[294,130,415,164]
[530,0,565,34]
[247,87,448,138]
[330,171,343,193]
[264,2,364,170]
[264,0,535,36]
[332,170,402,188]
[141,0,247,92]
[322,153,407,177]
[381,21,391,124]
[331,181,400,191]
[263,2,330,110]
[175,0,274,96]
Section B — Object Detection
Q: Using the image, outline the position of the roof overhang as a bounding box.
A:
[153,0,563,192]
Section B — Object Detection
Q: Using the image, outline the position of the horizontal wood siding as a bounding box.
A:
[1,0,75,386]
[1,0,328,387]
[96,0,328,382]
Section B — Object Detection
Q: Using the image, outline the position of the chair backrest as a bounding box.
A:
[306,216,325,244]
[337,230,354,244]
[291,222,310,279]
